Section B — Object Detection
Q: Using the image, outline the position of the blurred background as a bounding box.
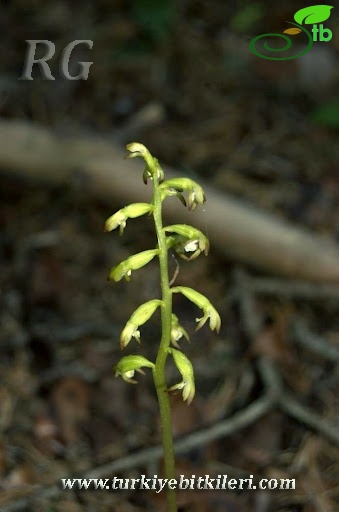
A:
[1,1,339,511]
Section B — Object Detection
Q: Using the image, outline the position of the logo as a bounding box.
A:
[19,40,93,80]
[250,5,333,60]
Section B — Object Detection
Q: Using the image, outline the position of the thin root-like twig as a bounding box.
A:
[292,320,339,362]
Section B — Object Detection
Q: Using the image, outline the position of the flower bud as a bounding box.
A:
[172,286,221,333]
[108,249,159,282]
[126,142,150,159]
[114,355,155,384]
[120,299,163,348]
[126,143,164,183]
[152,157,165,183]
[168,348,195,405]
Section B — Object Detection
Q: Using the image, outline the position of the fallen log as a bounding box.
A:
[1,119,339,283]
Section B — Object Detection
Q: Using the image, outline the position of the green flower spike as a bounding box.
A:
[114,355,155,384]
[107,143,220,508]
[168,348,195,405]
[160,177,206,211]
[172,286,221,333]
[108,249,159,282]
[170,313,190,348]
[105,203,153,235]
[126,142,164,183]
[120,299,163,349]
[164,224,209,261]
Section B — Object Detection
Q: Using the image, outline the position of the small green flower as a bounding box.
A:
[164,224,209,260]
[172,286,221,333]
[105,209,126,235]
[168,348,195,405]
[120,299,163,349]
[108,249,159,282]
[105,203,153,235]
[187,186,205,211]
[170,313,190,348]
[114,355,155,384]
[120,322,141,348]
[126,143,164,183]
[160,178,206,211]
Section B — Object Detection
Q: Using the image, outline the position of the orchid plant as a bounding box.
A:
[105,143,221,512]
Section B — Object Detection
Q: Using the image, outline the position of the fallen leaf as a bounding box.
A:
[34,413,62,456]
[50,377,90,444]
[3,463,36,488]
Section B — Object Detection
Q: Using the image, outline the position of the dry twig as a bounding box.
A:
[250,277,339,301]
[292,321,339,362]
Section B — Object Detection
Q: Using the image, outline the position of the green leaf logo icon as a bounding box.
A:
[294,5,333,25]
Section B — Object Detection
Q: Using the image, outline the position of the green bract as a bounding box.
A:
[120,299,163,348]
[108,249,159,282]
[172,286,221,333]
[114,355,155,384]
[105,203,153,235]
[168,348,195,405]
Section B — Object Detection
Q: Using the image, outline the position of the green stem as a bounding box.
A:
[152,172,177,512]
